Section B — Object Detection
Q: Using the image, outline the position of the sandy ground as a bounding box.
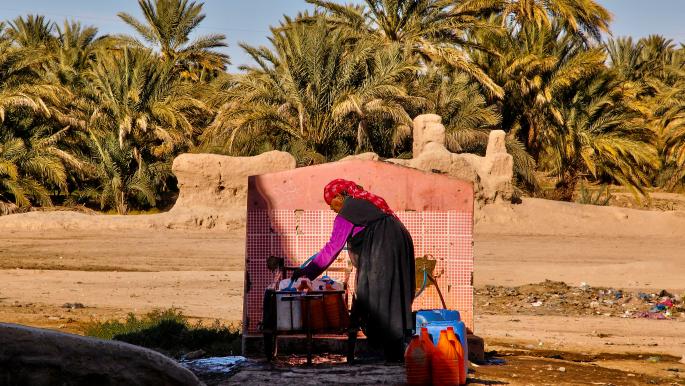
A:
[475,234,685,291]
[1,197,684,384]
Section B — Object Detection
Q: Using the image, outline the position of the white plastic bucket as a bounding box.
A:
[276,293,303,331]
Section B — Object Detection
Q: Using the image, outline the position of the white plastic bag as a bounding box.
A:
[278,278,312,291]
[311,276,344,291]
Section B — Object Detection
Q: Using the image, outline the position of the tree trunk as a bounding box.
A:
[356,120,373,153]
[555,172,579,202]
[116,191,128,215]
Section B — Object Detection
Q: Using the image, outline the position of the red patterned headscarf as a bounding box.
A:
[323,179,396,217]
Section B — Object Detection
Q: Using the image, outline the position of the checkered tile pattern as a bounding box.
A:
[244,210,474,333]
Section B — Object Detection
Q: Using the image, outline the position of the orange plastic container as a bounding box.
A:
[420,327,432,343]
[405,336,431,385]
[323,293,348,330]
[447,327,466,385]
[432,330,460,386]
[307,296,326,331]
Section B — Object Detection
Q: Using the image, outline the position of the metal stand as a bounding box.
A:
[262,256,356,365]
[262,292,352,365]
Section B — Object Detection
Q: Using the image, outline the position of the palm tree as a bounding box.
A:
[411,68,538,190]
[306,0,504,97]
[117,0,228,79]
[5,14,55,48]
[0,18,87,208]
[75,131,160,214]
[0,37,64,122]
[472,21,662,198]
[606,35,685,190]
[489,0,611,44]
[84,47,207,161]
[472,22,606,157]
[412,69,500,151]
[645,86,685,189]
[50,21,108,88]
[547,73,659,200]
[205,16,423,163]
[0,126,83,207]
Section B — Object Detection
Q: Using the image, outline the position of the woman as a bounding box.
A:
[292,179,415,362]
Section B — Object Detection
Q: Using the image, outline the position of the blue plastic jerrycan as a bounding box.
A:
[415,309,468,376]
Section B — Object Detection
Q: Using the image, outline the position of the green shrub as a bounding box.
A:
[577,181,613,206]
[84,308,241,358]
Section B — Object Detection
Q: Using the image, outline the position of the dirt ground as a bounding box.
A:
[1,198,685,384]
[201,352,684,385]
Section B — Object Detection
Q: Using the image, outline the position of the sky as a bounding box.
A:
[0,0,684,71]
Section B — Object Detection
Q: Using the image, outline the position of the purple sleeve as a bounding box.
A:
[301,215,355,280]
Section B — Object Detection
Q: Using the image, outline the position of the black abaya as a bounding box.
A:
[338,197,415,348]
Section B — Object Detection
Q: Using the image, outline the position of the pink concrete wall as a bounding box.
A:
[248,160,473,212]
[243,160,474,335]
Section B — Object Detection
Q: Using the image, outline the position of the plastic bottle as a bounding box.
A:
[447,327,466,385]
[432,330,459,386]
[419,327,431,346]
[451,321,469,377]
[405,336,431,385]
[420,328,436,384]
[420,327,436,360]
[420,327,433,346]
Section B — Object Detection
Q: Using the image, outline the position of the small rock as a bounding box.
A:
[590,301,600,308]
[62,303,85,309]
[646,356,661,363]
[628,373,635,377]
[557,367,566,372]
[184,349,206,360]
[531,301,543,307]
[579,282,590,291]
